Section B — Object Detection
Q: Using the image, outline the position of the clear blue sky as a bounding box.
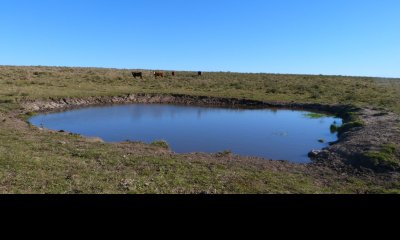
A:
[1,0,399,77]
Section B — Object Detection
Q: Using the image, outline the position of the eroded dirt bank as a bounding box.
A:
[21,93,400,173]
[23,93,352,113]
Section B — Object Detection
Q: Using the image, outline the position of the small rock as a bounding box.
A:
[318,139,326,143]
[58,130,65,133]
[86,137,104,143]
[308,150,322,158]
[119,179,134,191]
[59,141,67,145]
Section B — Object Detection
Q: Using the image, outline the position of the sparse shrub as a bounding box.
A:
[33,71,49,77]
[151,140,170,149]
[309,90,321,99]
[344,94,357,101]
[267,88,278,94]
[216,150,233,157]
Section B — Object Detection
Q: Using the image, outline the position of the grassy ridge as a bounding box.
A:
[1,66,399,112]
[0,65,399,194]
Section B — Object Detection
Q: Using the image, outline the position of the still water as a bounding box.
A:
[29,104,342,163]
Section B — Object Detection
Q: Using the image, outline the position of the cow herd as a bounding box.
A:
[131,71,202,79]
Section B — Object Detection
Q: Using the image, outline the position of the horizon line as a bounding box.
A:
[1,64,399,80]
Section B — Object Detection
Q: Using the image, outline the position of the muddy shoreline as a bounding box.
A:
[22,93,355,114]
[21,93,400,173]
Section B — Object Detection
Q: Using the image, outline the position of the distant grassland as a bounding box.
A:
[1,66,399,114]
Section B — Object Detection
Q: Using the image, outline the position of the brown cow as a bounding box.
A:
[132,72,143,79]
[154,71,165,78]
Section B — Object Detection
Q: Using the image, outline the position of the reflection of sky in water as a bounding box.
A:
[30,104,342,163]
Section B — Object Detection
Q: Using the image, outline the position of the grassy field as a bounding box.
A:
[0,65,399,194]
[1,66,400,112]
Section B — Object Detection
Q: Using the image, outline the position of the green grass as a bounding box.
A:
[0,125,337,193]
[303,113,329,119]
[330,110,366,135]
[0,65,400,193]
[364,144,399,170]
[336,120,365,136]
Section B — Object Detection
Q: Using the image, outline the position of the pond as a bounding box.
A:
[29,104,342,163]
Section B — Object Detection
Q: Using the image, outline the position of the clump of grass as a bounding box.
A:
[330,124,339,133]
[0,99,14,104]
[18,111,37,121]
[336,120,365,135]
[341,111,362,123]
[303,112,328,119]
[373,112,389,117]
[364,144,399,170]
[25,112,36,117]
[151,140,170,149]
[309,90,321,99]
[331,111,365,136]
[216,150,233,157]
[71,149,102,159]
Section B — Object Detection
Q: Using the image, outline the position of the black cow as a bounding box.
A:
[198,71,202,76]
[132,72,143,79]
